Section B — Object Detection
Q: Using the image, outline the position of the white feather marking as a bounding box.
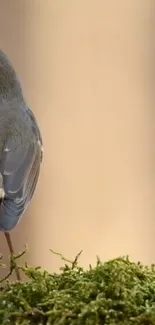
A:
[38,140,43,153]
[8,189,17,194]
[4,148,10,152]
[0,188,5,199]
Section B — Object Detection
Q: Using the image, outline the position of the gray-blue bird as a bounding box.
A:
[0,50,43,232]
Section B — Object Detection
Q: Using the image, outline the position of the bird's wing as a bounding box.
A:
[0,137,42,231]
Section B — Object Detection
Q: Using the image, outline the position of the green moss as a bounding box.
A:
[0,249,155,324]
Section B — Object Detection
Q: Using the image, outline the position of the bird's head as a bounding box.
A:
[0,50,24,105]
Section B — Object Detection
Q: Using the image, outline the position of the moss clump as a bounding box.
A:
[0,250,155,324]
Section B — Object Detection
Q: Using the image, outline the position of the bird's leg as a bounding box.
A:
[4,232,21,281]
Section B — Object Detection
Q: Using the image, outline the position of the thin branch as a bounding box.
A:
[0,243,27,284]
[72,250,83,269]
[50,249,73,264]
[50,249,83,269]
[4,232,21,281]
[11,307,45,318]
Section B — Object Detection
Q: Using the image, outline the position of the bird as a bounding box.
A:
[0,49,43,233]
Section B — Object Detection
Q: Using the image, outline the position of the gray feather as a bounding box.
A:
[0,49,43,231]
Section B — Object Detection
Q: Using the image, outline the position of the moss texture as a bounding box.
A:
[0,249,155,324]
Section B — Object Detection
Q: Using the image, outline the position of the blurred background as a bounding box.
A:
[0,1,154,276]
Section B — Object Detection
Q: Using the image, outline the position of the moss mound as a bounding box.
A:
[0,250,155,324]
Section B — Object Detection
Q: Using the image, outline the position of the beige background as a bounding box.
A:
[0,0,154,277]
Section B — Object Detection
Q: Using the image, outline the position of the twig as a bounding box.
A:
[50,249,73,264]
[0,267,12,283]
[0,243,27,284]
[11,307,45,318]
[4,232,21,281]
[50,249,83,269]
[72,250,83,269]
